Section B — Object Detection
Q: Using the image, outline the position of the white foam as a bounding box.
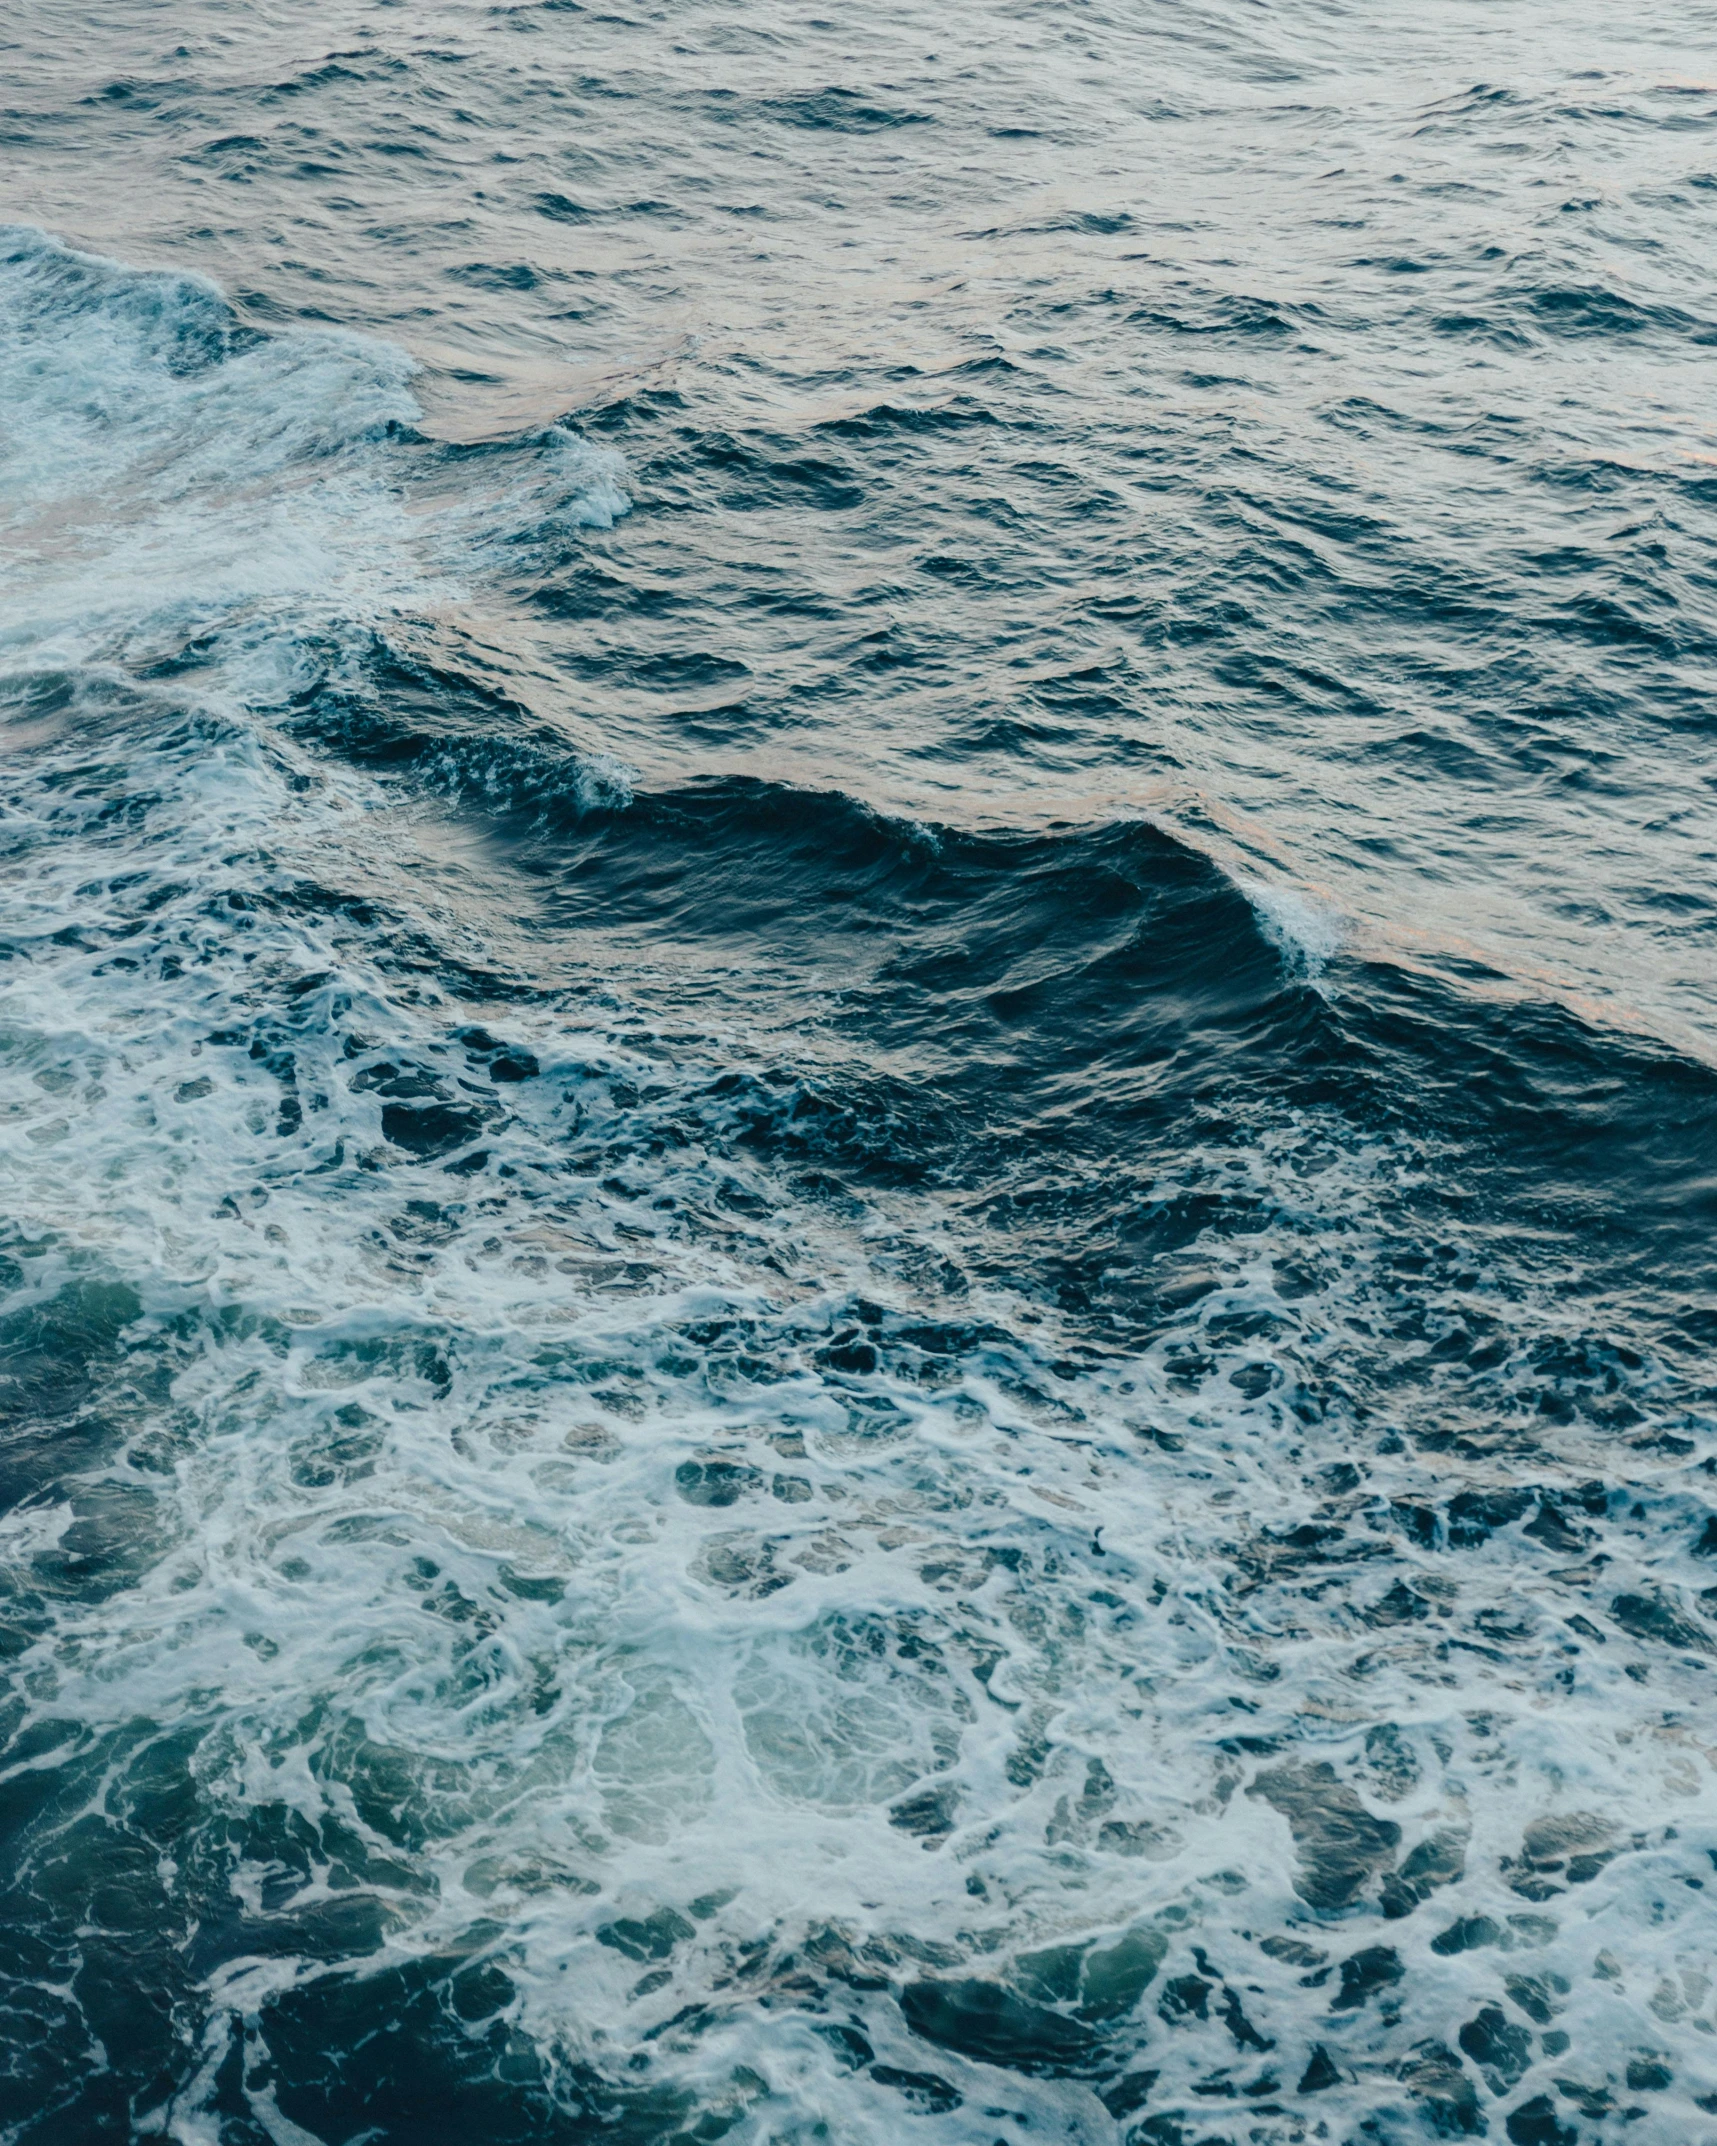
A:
[1240,873,1346,981]
[0,226,628,683]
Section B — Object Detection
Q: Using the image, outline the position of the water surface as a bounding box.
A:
[2,4,1716,2142]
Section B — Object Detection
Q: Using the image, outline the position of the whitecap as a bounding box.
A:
[1239,873,1346,981]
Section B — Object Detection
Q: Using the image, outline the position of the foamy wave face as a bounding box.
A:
[1240,877,1345,983]
[0,227,628,676]
[0,229,425,657]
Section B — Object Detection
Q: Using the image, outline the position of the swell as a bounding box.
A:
[293,659,1717,1317]
[26,623,1713,1332]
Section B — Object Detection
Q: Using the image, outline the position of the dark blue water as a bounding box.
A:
[2,5,1716,2142]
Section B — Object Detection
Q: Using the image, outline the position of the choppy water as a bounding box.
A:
[2,5,1716,2142]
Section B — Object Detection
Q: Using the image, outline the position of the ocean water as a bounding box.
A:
[2,4,1716,2142]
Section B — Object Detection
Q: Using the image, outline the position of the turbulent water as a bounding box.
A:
[3,5,1717,2142]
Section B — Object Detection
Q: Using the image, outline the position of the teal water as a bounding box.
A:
[2,6,1716,2141]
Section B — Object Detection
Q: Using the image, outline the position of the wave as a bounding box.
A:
[276,648,1717,1310]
